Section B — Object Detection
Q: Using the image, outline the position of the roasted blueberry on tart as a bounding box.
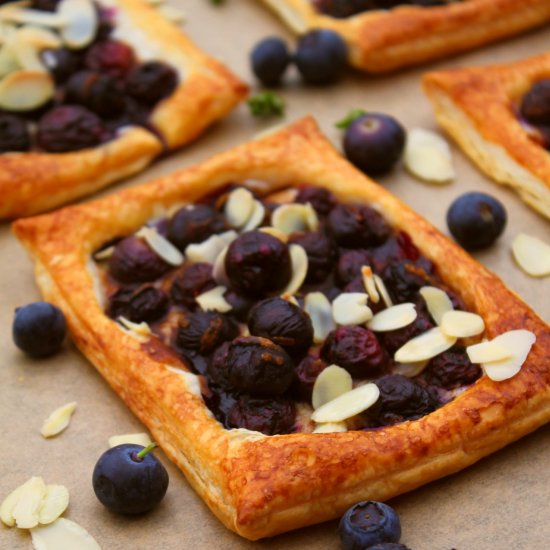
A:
[95,184,486,436]
[519,79,550,151]
[312,0,457,18]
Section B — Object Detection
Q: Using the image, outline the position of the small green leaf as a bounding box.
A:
[248,91,285,118]
[210,0,224,5]
[335,108,367,129]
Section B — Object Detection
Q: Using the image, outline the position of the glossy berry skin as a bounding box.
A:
[289,231,336,283]
[92,444,169,515]
[421,346,481,390]
[85,40,135,78]
[170,263,215,308]
[126,61,178,103]
[167,205,226,251]
[446,192,507,250]
[381,259,436,304]
[108,286,168,323]
[294,29,348,85]
[293,353,328,401]
[366,544,412,550]
[295,186,336,215]
[0,114,30,153]
[41,48,80,83]
[250,37,291,86]
[176,311,239,355]
[343,113,406,176]
[339,501,401,550]
[13,302,66,358]
[65,71,124,117]
[520,79,550,126]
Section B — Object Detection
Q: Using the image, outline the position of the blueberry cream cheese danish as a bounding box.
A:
[0,0,246,218]
[13,117,550,540]
[256,0,550,72]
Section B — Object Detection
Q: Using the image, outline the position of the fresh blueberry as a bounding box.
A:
[339,501,402,550]
[294,29,348,85]
[446,192,507,250]
[366,544,412,550]
[12,302,66,358]
[343,113,406,175]
[250,37,291,86]
[520,79,550,126]
[92,443,169,514]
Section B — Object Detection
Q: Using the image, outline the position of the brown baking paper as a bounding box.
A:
[1,1,549,549]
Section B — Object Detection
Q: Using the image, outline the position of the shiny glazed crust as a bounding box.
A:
[257,0,550,72]
[0,0,247,219]
[12,117,550,540]
[423,52,550,220]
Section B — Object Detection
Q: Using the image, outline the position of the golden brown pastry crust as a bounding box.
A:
[423,51,550,220]
[12,117,550,540]
[0,0,247,219]
[258,0,550,72]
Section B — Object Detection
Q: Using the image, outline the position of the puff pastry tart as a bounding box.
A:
[0,0,247,219]
[424,51,550,220]
[13,117,550,540]
[256,0,550,73]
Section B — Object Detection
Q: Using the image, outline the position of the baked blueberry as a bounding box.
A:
[421,346,481,390]
[0,114,30,153]
[313,0,373,18]
[289,230,336,283]
[126,61,179,104]
[343,113,406,176]
[339,500,402,550]
[293,353,328,401]
[65,71,125,117]
[365,544,412,550]
[167,205,226,251]
[223,290,255,322]
[250,37,291,86]
[92,443,169,514]
[225,231,292,296]
[380,305,434,355]
[248,297,314,356]
[108,286,168,323]
[335,249,373,287]
[446,192,507,250]
[41,48,81,84]
[176,311,239,355]
[328,203,391,247]
[381,259,436,303]
[520,79,550,126]
[12,302,66,358]
[85,40,136,78]
[36,105,107,153]
[322,326,389,378]
[170,263,216,308]
[295,186,336,215]
[294,29,348,85]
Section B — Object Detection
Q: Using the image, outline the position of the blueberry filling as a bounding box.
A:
[312,0,460,18]
[97,184,482,436]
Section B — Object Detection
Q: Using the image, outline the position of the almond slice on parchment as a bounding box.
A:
[511,233,550,277]
[41,401,77,438]
[38,485,69,525]
[30,518,102,550]
[108,432,152,448]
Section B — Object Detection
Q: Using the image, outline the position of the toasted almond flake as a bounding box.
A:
[419,286,453,325]
[271,203,318,235]
[196,285,232,313]
[1,482,26,527]
[511,233,550,277]
[361,265,379,303]
[0,69,54,111]
[12,477,47,529]
[312,365,353,410]
[10,31,46,71]
[394,327,457,363]
[38,485,69,525]
[92,245,114,261]
[281,292,299,306]
[136,226,183,266]
[117,317,151,341]
[212,244,229,285]
[313,422,347,433]
[0,45,20,78]
[311,383,380,423]
[466,341,512,364]
[393,360,429,378]
[30,518,102,550]
[258,226,287,242]
[108,433,152,448]
[218,229,238,245]
[440,310,485,338]
[58,0,98,49]
[165,366,202,397]
[41,401,77,438]
[374,275,392,307]
[281,244,308,295]
[367,303,417,332]
[0,7,67,28]
[304,292,335,343]
[480,330,536,382]
[332,292,373,326]
[404,128,455,184]
[242,199,265,232]
[18,26,61,49]
[224,187,254,228]
[264,188,298,204]
[185,234,227,264]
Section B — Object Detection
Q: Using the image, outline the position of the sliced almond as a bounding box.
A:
[196,285,232,313]
[511,233,550,277]
[281,244,308,295]
[394,327,457,363]
[419,286,453,325]
[311,364,353,410]
[242,199,265,232]
[332,292,373,326]
[258,226,287,242]
[304,292,335,343]
[30,518,102,550]
[374,275,393,308]
[0,69,54,111]
[41,401,77,438]
[117,317,151,342]
[58,0,98,49]
[440,310,484,338]
[404,128,455,184]
[393,360,429,378]
[1,482,26,527]
[313,422,347,433]
[361,265,379,303]
[12,476,47,529]
[92,245,115,261]
[136,226,183,266]
[0,45,20,78]
[18,26,61,50]
[271,203,318,235]
[480,330,536,382]
[38,485,69,525]
[108,433,152,448]
[367,303,417,332]
[281,292,299,306]
[185,234,228,265]
[224,187,254,228]
[0,7,67,28]
[466,340,512,364]
[311,383,380,423]
[212,244,229,285]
